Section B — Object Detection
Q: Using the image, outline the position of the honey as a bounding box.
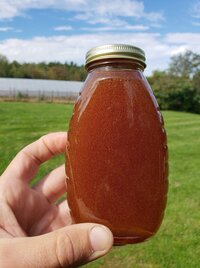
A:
[66,44,168,245]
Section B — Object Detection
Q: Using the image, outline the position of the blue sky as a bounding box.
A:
[0,0,200,75]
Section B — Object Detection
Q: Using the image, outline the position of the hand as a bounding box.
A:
[0,132,113,267]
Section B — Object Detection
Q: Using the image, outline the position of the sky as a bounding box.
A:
[0,0,200,75]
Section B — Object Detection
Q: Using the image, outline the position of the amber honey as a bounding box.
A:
[66,45,168,245]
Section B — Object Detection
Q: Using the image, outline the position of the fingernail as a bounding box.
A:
[89,225,113,252]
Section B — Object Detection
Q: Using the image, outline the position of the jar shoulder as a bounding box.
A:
[82,69,151,94]
[86,69,147,81]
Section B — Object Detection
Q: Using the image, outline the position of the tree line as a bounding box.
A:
[0,55,87,81]
[0,50,200,113]
[148,50,200,114]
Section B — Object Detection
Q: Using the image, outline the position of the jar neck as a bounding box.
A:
[86,58,145,73]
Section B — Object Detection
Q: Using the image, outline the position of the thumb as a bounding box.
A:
[0,224,113,268]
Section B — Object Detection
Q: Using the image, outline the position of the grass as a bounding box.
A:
[0,102,73,183]
[0,102,199,267]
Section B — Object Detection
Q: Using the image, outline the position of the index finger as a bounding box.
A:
[2,132,67,182]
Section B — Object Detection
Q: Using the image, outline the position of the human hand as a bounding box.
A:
[0,132,113,267]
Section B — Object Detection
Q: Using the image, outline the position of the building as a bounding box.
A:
[0,78,83,101]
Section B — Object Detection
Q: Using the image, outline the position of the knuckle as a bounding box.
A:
[55,231,76,267]
[40,135,54,157]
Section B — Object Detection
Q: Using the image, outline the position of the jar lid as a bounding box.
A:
[85,44,146,68]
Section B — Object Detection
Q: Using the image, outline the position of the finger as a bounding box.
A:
[0,228,13,238]
[0,224,113,268]
[2,132,67,183]
[0,200,27,238]
[34,164,66,203]
[28,200,71,236]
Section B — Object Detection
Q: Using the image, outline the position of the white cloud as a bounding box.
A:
[0,0,164,28]
[165,33,200,50]
[191,1,200,18]
[192,21,200,26]
[73,0,164,27]
[0,0,47,20]
[54,25,73,31]
[170,46,189,56]
[73,0,163,23]
[0,27,13,32]
[82,24,149,32]
[1,32,200,75]
[0,1,19,20]
[125,25,149,30]
[14,29,23,33]
[191,1,200,26]
[0,26,21,33]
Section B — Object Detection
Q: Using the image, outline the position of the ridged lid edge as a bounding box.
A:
[85,44,146,68]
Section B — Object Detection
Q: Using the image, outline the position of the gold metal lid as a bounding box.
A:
[85,44,146,68]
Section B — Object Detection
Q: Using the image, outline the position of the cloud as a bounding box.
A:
[191,1,200,18]
[0,26,21,33]
[192,21,200,26]
[0,27,13,32]
[0,0,45,20]
[165,33,200,49]
[54,25,73,31]
[125,25,149,30]
[0,0,164,29]
[82,24,149,32]
[74,0,164,24]
[191,1,200,25]
[1,32,199,75]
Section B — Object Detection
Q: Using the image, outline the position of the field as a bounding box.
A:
[0,102,199,267]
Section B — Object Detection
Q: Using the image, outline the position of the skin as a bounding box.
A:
[0,132,113,268]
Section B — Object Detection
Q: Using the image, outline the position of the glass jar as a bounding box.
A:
[66,44,168,245]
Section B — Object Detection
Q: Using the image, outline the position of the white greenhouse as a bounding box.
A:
[0,78,83,100]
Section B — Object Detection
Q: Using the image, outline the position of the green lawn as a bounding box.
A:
[0,102,199,267]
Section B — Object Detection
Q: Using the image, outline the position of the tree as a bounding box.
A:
[148,69,200,113]
[169,50,200,78]
[147,50,200,114]
[48,66,68,80]
[193,70,200,93]
[8,60,21,77]
[0,55,87,81]
[0,54,9,77]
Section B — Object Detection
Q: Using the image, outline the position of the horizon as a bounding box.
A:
[0,0,200,75]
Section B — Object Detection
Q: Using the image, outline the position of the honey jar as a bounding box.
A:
[66,44,168,245]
